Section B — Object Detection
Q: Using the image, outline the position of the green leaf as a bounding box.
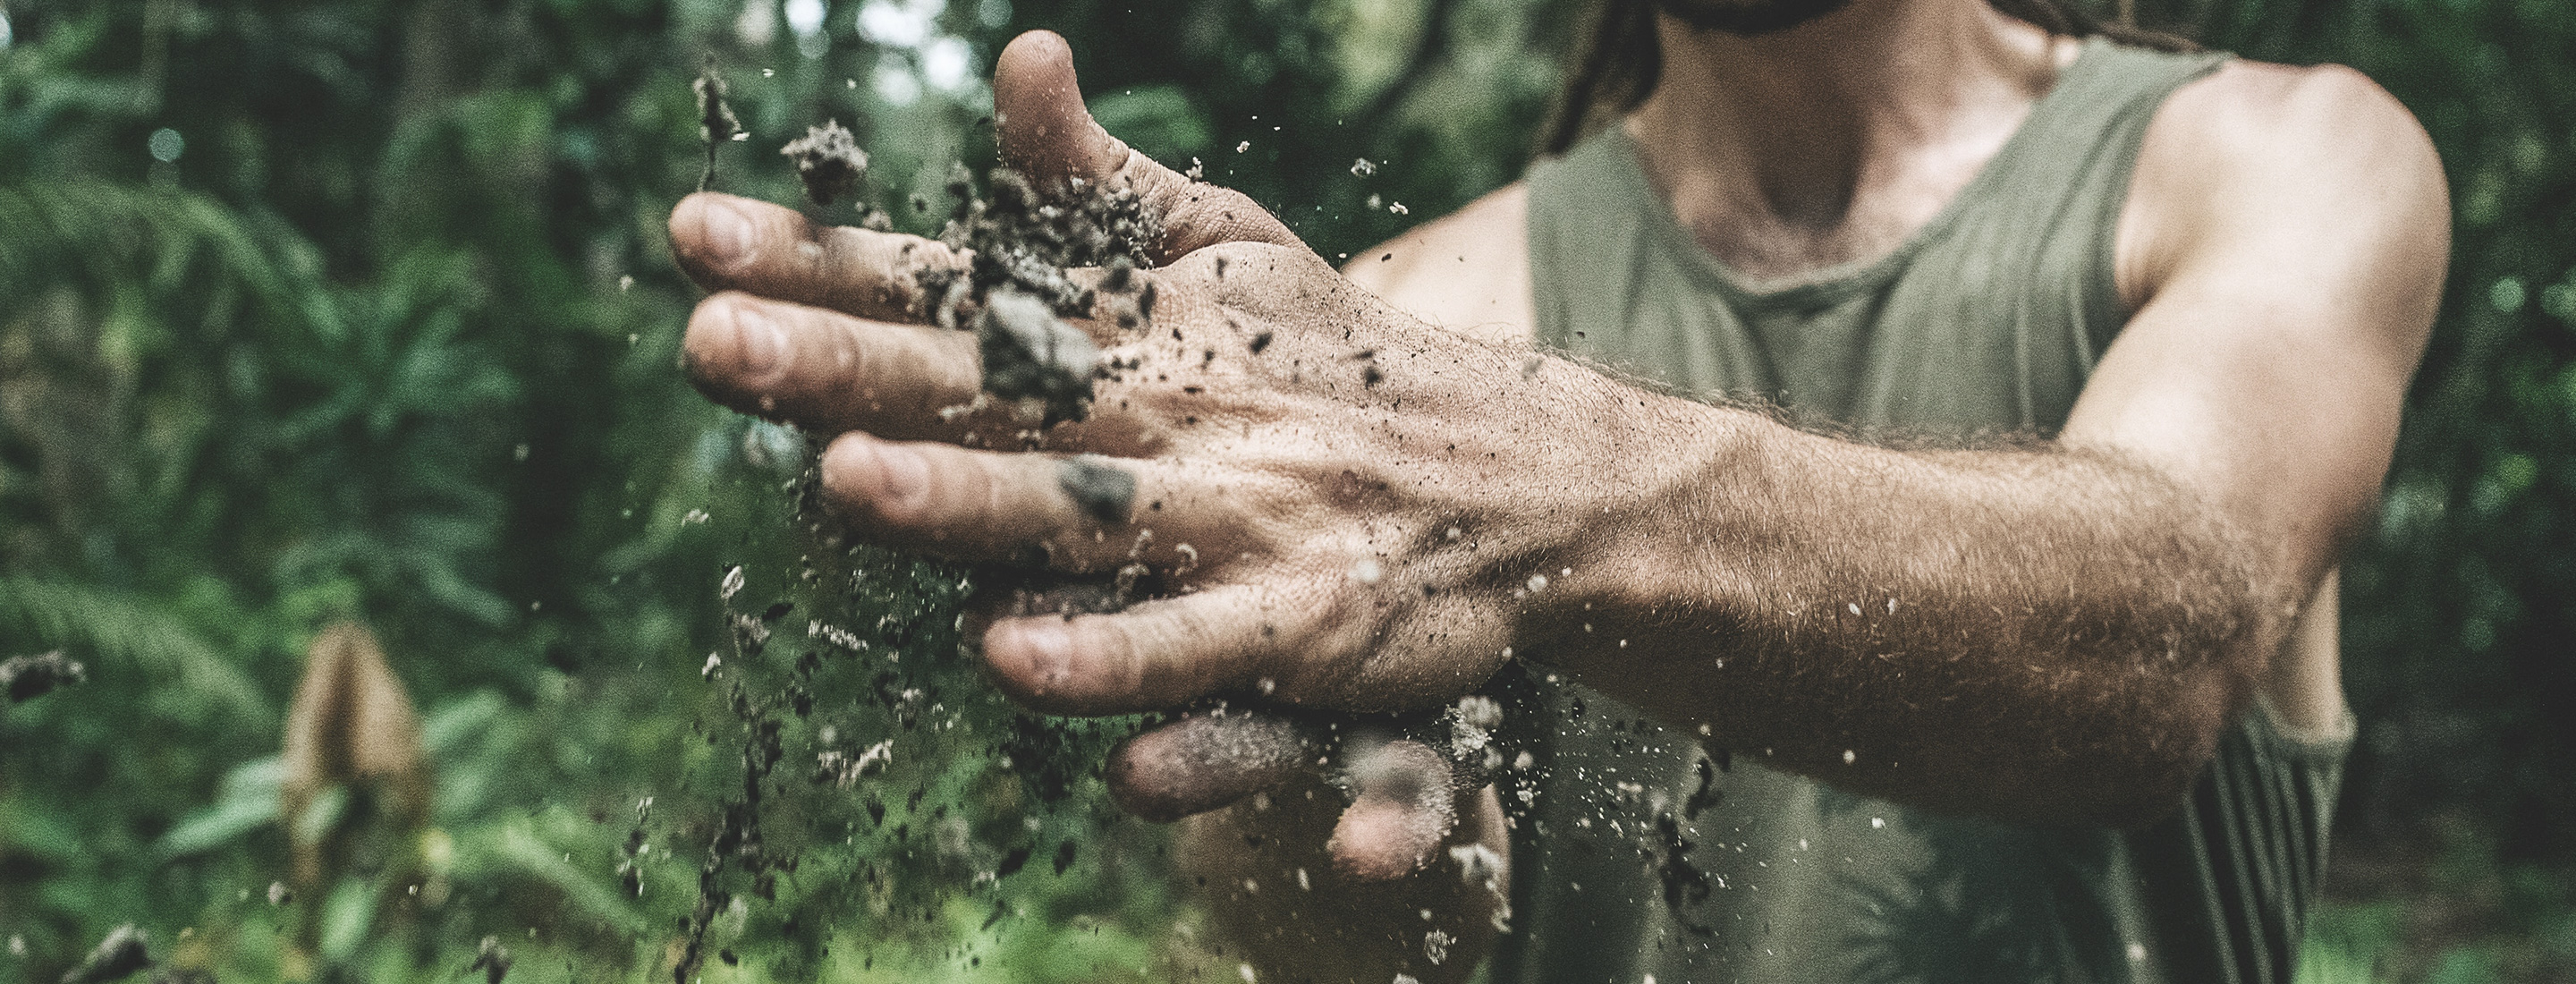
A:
[155,756,285,858]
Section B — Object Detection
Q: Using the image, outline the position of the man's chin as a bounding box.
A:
[1653,0,1855,35]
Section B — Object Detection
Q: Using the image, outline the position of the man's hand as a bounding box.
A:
[670,30,1649,878]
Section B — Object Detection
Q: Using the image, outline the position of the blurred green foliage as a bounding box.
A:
[0,0,2567,980]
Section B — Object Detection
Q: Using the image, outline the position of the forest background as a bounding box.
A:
[0,0,2568,980]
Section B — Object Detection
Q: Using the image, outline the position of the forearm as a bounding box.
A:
[1176,777,1506,984]
[1536,407,2302,823]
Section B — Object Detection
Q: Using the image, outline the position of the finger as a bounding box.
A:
[1106,708,1324,822]
[980,582,1301,714]
[1327,738,1460,881]
[684,292,981,438]
[818,432,1241,569]
[670,191,966,321]
[993,31,1304,263]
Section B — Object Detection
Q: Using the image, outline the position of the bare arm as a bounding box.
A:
[1482,64,2440,821]
[662,29,2440,972]
[1311,63,2442,824]
[1537,424,2282,821]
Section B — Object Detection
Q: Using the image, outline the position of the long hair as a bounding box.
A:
[1533,0,2199,157]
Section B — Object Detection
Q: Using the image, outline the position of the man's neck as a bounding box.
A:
[1626,0,2076,277]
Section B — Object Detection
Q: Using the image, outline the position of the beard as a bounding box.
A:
[1651,0,1856,35]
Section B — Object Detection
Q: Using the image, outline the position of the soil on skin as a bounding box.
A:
[1055,454,1138,525]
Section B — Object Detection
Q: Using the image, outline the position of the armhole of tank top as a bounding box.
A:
[2247,692,2358,763]
[2084,51,2233,369]
[1524,152,1572,352]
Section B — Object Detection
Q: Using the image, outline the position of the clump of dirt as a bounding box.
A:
[693,59,741,192]
[1055,454,1136,525]
[907,166,1163,425]
[468,935,513,984]
[58,924,148,984]
[916,166,1160,328]
[1,650,85,703]
[1426,694,1505,789]
[976,288,1101,426]
[780,120,867,207]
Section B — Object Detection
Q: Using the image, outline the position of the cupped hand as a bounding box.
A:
[669,30,1683,877]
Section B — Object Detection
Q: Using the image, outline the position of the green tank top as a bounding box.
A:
[1503,38,2353,984]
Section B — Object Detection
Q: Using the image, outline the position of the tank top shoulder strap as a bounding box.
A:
[1970,38,2232,359]
[1522,123,1667,352]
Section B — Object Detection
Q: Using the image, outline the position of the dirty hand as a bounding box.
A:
[670,30,1683,877]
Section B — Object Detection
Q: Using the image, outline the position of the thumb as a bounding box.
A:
[993,30,1305,264]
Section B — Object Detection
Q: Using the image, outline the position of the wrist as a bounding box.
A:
[1507,393,1758,678]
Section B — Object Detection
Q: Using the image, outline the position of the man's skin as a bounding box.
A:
[665,0,2445,977]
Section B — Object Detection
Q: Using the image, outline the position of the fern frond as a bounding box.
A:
[0,576,272,727]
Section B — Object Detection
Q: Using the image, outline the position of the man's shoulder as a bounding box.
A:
[1342,182,1536,346]
[2121,55,2445,308]
[2161,56,2426,158]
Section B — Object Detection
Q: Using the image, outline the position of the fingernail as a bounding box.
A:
[702,199,755,267]
[869,442,929,511]
[1017,622,1074,688]
[729,304,785,376]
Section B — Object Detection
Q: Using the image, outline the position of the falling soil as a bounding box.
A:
[57,924,148,984]
[977,288,1101,425]
[693,59,739,192]
[906,165,1163,425]
[1,650,85,703]
[780,120,866,208]
[916,166,1159,327]
[468,935,513,984]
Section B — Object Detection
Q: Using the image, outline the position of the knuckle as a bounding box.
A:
[1162,249,1225,282]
